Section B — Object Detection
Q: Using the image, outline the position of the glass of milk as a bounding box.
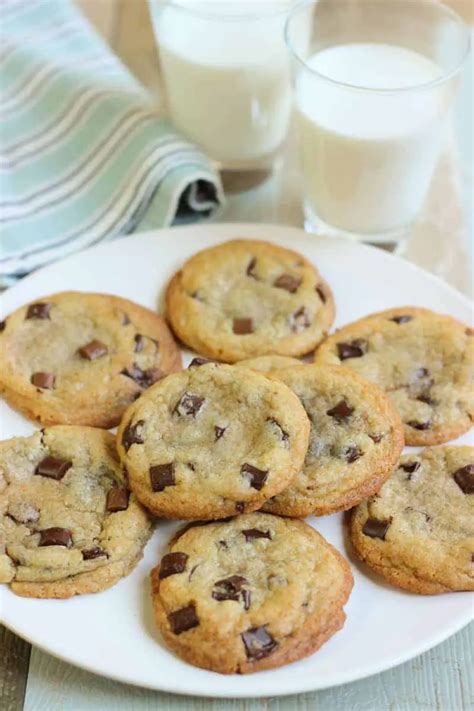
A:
[285,0,470,248]
[149,1,295,189]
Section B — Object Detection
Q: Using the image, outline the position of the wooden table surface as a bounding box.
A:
[1,2,473,710]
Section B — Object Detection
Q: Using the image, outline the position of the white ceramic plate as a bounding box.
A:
[1,224,473,698]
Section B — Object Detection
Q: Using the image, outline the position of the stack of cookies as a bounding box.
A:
[0,239,472,675]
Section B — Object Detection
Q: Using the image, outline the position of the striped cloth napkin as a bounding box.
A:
[0,0,224,287]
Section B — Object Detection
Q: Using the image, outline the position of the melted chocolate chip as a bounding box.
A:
[188,357,212,368]
[274,273,302,293]
[235,502,245,513]
[246,258,258,279]
[406,420,431,431]
[26,302,51,320]
[174,392,205,417]
[242,529,272,541]
[369,433,383,443]
[150,463,175,492]
[82,546,107,560]
[390,315,413,324]
[212,575,248,604]
[31,372,55,389]
[291,306,311,332]
[337,339,367,360]
[122,420,145,451]
[400,461,421,474]
[78,339,108,360]
[316,284,327,303]
[35,456,72,480]
[241,463,268,491]
[417,392,437,406]
[159,552,188,579]
[121,364,163,388]
[214,426,226,441]
[453,464,474,494]
[134,334,145,352]
[106,487,129,512]
[362,517,391,540]
[39,527,72,547]
[233,317,254,335]
[344,445,362,463]
[168,604,199,635]
[267,417,289,441]
[327,400,354,422]
[241,626,278,660]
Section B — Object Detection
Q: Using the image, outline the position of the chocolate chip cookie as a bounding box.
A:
[150,512,353,673]
[0,426,152,598]
[0,291,182,428]
[262,365,404,517]
[238,355,303,372]
[315,307,473,445]
[165,239,335,362]
[351,446,474,594]
[117,363,310,520]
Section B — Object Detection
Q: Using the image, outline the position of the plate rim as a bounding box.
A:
[1,222,473,698]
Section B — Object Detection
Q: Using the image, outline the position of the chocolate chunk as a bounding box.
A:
[134,334,145,352]
[26,302,51,320]
[362,517,391,540]
[241,626,278,660]
[106,487,129,512]
[174,392,205,417]
[315,284,327,303]
[241,463,268,491]
[78,339,108,360]
[344,445,362,463]
[235,502,245,513]
[291,306,311,332]
[122,419,145,451]
[267,417,289,442]
[453,464,474,494]
[121,364,163,388]
[212,575,250,609]
[168,604,199,635]
[233,318,253,335]
[188,357,212,368]
[39,527,72,548]
[406,420,431,430]
[369,433,383,443]
[214,426,226,441]
[274,273,302,293]
[82,547,107,560]
[400,461,420,474]
[246,258,258,279]
[327,400,354,422]
[242,528,272,541]
[0,320,6,332]
[35,456,72,480]
[150,463,175,492]
[159,552,188,579]
[390,315,413,324]
[417,392,437,406]
[337,339,367,360]
[31,372,55,389]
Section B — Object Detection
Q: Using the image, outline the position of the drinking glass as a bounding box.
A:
[149,1,296,190]
[285,0,470,248]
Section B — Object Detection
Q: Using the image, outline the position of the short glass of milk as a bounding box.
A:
[285,0,470,248]
[149,1,295,189]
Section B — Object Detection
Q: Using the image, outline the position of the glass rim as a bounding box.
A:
[164,1,291,22]
[285,0,471,94]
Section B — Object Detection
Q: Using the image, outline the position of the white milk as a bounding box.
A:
[154,2,294,165]
[296,43,449,235]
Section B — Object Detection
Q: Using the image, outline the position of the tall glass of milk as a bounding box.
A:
[149,1,296,189]
[285,0,470,248]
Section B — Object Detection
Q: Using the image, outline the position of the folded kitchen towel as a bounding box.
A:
[0,0,224,287]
